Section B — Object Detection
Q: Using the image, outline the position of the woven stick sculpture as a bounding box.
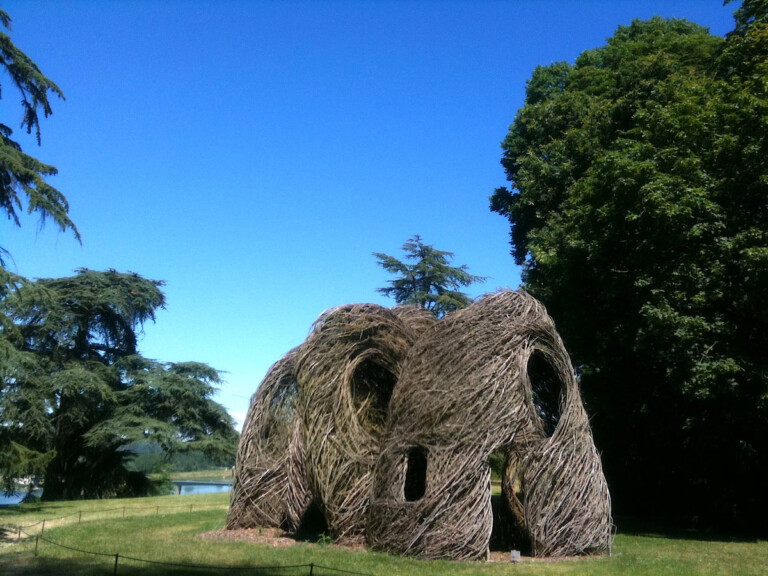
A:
[228,291,611,560]
[367,291,611,559]
[227,348,311,531]
[293,303,432,541]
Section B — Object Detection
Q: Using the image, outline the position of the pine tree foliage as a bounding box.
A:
[374,235,486,318]
[0,9,237,500]
[0,8,78,262]
[490,6,768,530]
[0,270,238,500]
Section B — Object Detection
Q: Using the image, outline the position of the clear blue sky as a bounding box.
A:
[2,0,738,428]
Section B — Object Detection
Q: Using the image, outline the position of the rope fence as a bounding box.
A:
[4,505,376,576]
[20,528,374,574]
[6,501,227,536]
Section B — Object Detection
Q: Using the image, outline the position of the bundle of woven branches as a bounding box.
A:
[226,348,311,531]
[366,291,612,559]
[390,304,439,336]
[293,303,432,541]
[228,292,610,559]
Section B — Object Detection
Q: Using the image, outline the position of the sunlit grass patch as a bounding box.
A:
[1,495,766,576]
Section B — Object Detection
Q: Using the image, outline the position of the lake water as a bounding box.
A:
[0,489,43,506]
[172,482,232,495]
[0,483,230,505]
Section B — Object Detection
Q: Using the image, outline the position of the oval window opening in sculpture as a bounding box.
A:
[403,446,428,502]
[351,358,398,432]
[259,377,298,444]
[527,350,562,436]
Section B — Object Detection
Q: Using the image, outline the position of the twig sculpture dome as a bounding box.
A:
[227,291,611,560]
[228,304,435,539]
[366,290,611,559]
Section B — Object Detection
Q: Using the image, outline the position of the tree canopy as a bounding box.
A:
[0,8,77,261]
[0,8,237,501]
[0,269,238,500]
[374,235,486,318]
[490,4,767,530]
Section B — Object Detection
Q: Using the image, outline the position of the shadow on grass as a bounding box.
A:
[3,556,328,576]
[614,514,764,544]
[0,501,71,517]
[1,524,24,543]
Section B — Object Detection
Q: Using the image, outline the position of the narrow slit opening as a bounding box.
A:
[403,446,428,502]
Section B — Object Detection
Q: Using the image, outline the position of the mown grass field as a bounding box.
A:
[1,492,766,576]
[139,467,235,486]
[162,468,234,483]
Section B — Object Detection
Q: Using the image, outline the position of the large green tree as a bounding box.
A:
[490,2,767,530]
[0,6,81,495]
[0,8,238,500]
[0,8,77,261]
[0,269,238,500]
[374,235,486,318]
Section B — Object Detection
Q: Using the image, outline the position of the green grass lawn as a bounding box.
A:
[164,468,234,483]
[143,467,234,485]
[1,493,766,576]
